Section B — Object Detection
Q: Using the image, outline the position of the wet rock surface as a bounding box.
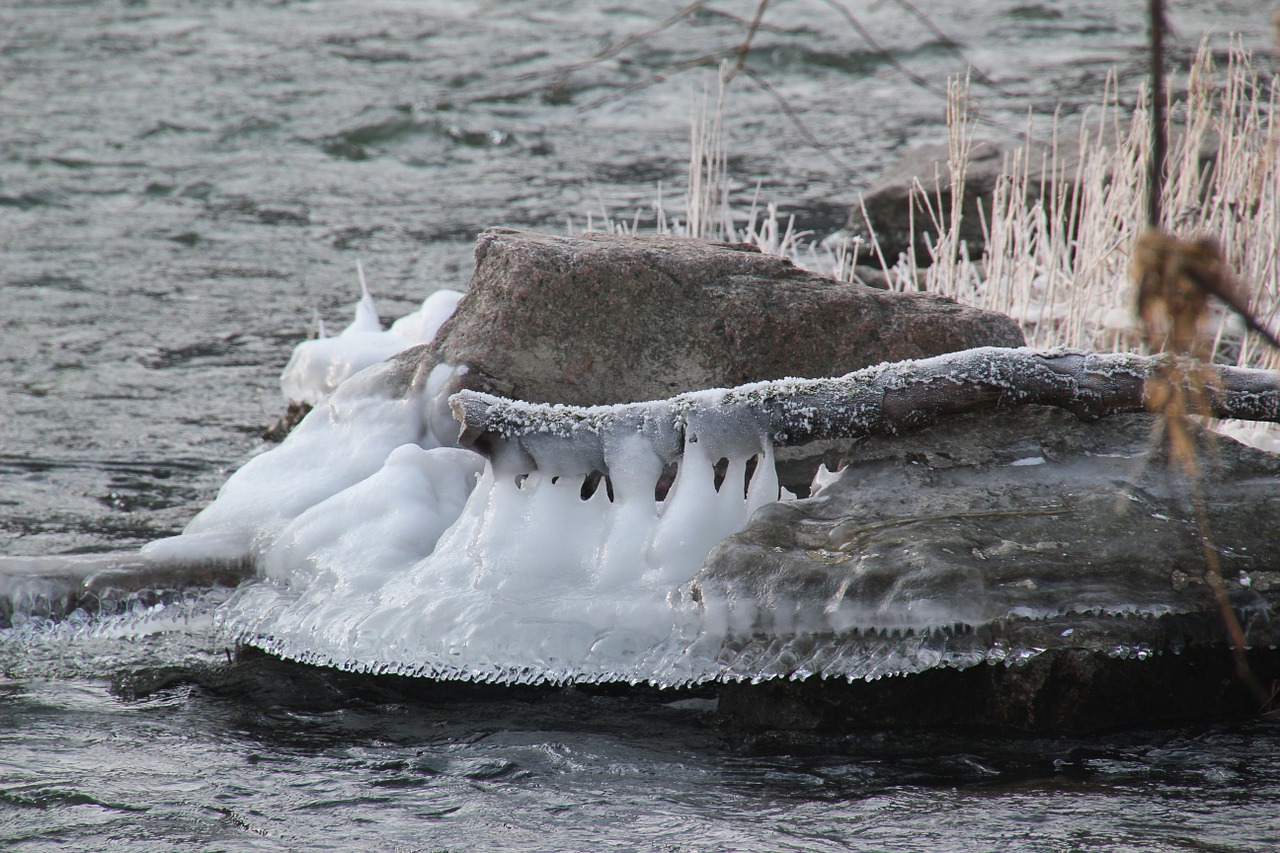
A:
[702,405,1280,730]
[718,647,1280,735]
[430,228,1025,406]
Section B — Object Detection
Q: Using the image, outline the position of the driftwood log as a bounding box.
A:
[450,347,1280,470]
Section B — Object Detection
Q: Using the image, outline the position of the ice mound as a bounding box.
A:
[218,394,783,685]
[279,263,462,404]
[1215,418,1280,454]
[145,355,466,563]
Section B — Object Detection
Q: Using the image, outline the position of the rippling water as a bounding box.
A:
[3,1,1279,849]
[5,630,1280,853]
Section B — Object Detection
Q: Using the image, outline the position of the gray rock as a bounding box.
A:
[430,228,1024,407]
[718,646,1280,735]
[855,132,1219,266]
[853,139,1073,266]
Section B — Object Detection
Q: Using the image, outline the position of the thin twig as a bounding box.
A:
[738,64,854,172]
[722,0,769,84]
[815,0,950,101]
[500,2,706,87]
[1188,483,1271,707]
[884,0,1013,96]
[577,48,739,111]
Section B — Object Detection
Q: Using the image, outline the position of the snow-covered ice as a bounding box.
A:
[279,264,463,405]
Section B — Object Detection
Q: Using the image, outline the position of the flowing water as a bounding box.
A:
[3,1,1279,849]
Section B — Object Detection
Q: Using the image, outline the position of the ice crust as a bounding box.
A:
[279,273,462,405]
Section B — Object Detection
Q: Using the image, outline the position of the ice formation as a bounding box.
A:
[144,285,787,683]
[131,339,1280,686]
[198,355,787,683]
[224,422,780,684]
[146,355,466,564]
[279,263,463,404]
[1215,418,1280,455]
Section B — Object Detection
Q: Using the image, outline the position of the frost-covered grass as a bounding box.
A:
[574,43,1280,447]
[897,40,1280,373]
[582,43,1278,371]
[892,41,1280,451]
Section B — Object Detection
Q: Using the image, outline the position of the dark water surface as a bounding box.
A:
[3,1,1280,850]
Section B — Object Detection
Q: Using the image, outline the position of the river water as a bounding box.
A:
[3,1,1279,850]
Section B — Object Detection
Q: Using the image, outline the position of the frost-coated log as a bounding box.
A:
[450,347,1280,468]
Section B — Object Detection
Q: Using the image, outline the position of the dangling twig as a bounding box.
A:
[1133,0,1277,711]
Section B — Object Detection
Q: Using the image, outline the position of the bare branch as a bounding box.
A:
[884,0,1012,96]
[738,64,854,172]
[815,0,951,102]
[1148,0,1168,227]
[576,48,739,112]
[722,0,769,85]
[451,348,1280,470]
[497,2,706,88]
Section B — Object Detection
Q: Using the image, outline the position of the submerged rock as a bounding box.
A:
[262,400,312,443]
[854,138,1089,266]
[431,228,1024,407]
[718,646,1280,735]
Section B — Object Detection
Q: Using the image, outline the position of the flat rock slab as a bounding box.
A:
[700,406,1280,729]
[431,228,1024,406]
[700,406,1280,633]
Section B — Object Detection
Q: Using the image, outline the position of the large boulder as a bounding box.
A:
[430,228,1024,406]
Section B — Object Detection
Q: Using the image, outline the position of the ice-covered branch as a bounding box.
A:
[451,347,1280,468]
